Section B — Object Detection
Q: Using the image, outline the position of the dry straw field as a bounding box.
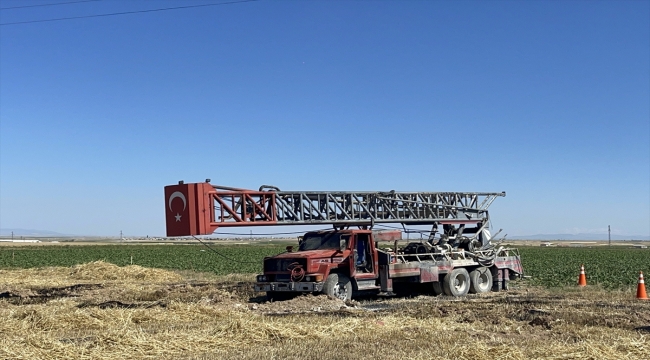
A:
[1,261,648,360]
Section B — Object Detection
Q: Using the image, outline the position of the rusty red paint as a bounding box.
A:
[419,266,439,283]
[165,183,281,236]
[494,257,523,274]
[165,182,217,236]
[372,230,402,241]
[389,268,421,278]
[436,264,453,272]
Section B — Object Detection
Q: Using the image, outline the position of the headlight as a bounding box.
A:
[256,275,267,282]
[304,276,312,282]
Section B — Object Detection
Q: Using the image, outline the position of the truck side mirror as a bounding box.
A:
[340,239,347,251]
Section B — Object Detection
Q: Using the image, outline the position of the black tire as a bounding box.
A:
[266,291,295,301]
[442,268,470,297]
[432,275,445,296]
[469,267,492,294]
[323,273,352,301]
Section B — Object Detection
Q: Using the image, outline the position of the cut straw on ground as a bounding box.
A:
[1,262,648,359]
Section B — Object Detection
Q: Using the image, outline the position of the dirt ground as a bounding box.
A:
[1,262,648,359]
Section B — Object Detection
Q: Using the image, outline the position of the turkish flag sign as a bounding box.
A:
[164,182,216,237]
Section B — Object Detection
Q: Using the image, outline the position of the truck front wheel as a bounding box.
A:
[443,268,470,297]
[323,273,352,301]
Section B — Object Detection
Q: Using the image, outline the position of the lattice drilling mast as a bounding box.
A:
[164,180,505,236]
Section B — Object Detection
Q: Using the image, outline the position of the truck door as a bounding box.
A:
[350,233,377,280]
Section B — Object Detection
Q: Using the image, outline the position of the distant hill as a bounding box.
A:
[510,233,650,241]
[0,228,72,237]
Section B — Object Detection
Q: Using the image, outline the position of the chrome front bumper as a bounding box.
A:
[255,281,324,292]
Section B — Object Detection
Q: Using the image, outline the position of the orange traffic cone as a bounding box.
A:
[637,271,648,300]
[578,264,587,287]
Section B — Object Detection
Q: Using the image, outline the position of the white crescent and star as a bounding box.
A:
[168,191,187,222]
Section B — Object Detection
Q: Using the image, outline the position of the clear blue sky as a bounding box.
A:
[1,0,648,237]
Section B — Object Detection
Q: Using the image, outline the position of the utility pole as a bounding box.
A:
[608,225,611,246]
[11,231,13,241]
[120,230,123,242]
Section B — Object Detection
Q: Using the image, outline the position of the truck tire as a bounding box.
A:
[432,276,445,296]
[442,268,470,297]
[469,267,492,294]
[323,273,352,301]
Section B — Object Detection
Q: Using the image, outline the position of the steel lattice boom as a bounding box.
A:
[164,181,505,236]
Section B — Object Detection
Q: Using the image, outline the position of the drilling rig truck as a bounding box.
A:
[165,180,523,301]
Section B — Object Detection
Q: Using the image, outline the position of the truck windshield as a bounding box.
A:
[299,233,343,251]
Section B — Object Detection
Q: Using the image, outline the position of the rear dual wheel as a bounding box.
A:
[442,268,470,296]
[469,267,493,294]
[436,267,493,297]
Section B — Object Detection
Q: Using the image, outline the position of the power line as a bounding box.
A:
[0,0,258,26]
[191,235,269,264]
[1,0,103,10]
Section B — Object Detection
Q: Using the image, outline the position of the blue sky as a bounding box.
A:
[1,0,648,237]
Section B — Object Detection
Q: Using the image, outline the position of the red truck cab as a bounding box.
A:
[255,229,400,300]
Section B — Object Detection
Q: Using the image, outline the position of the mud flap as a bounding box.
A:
[380,265,393,292]
[491,267,502,292]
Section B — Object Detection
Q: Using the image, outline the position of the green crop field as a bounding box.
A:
[0,244,648,289]
[518,246,649,289]
[0,244,287,275]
